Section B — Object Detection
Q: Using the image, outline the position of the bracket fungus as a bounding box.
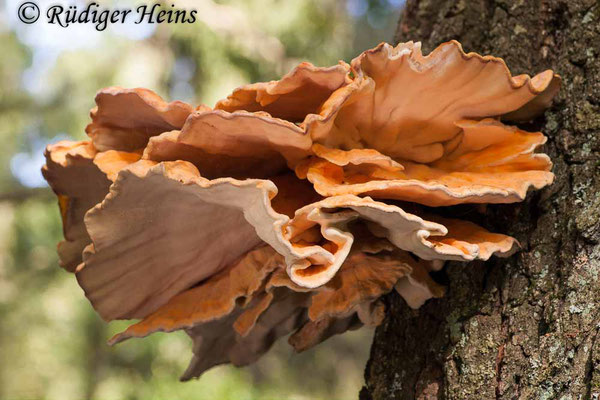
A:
[43,40,559,380]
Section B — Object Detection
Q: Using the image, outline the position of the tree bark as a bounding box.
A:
[360,1,600,399]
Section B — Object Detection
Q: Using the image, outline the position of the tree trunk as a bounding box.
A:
[360,1,600,399]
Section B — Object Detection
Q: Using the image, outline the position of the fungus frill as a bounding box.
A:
[42,40,559,380]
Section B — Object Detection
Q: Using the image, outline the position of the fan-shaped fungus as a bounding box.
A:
[43,40,559,380]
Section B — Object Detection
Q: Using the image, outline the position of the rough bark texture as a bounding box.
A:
[361,1,600,399]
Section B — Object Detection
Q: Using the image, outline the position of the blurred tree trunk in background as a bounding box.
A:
[360,1,600,399]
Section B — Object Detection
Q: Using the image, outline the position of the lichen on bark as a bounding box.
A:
[360,0,600,399]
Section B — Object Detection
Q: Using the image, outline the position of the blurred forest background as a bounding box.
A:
[0,0,404,398]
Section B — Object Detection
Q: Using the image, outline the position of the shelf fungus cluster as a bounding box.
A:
[43,41,559,380]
